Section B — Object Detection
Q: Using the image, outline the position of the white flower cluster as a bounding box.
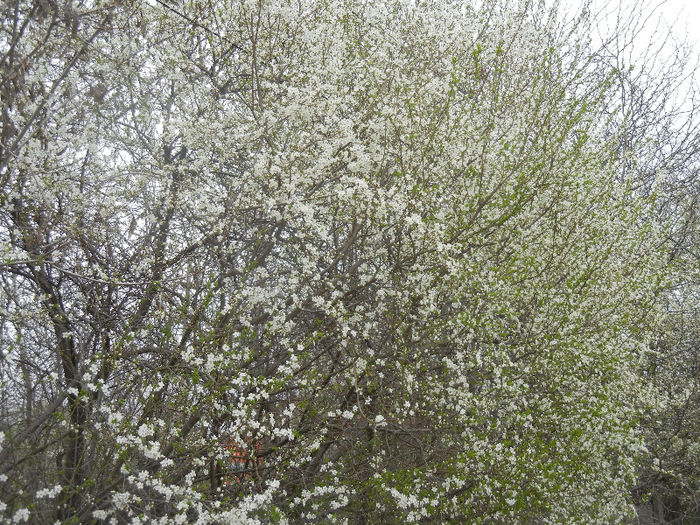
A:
[35,485,62,499]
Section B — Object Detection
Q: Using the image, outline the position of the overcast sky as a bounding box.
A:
[591,0,698,50]
[557,0,700,89]
[655,0,698,39]
[551,0,700,123]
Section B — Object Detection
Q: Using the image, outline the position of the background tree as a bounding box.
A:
[593,2,700,522]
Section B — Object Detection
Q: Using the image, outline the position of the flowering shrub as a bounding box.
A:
[0,0,681,523]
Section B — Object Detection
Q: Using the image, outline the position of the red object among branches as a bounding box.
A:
[223,438,262,483]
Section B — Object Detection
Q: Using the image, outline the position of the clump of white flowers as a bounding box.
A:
[35,485,62,499]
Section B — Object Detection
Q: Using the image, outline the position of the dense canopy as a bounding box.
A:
[0,0,698,523]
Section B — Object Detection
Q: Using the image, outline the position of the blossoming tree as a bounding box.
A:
[0,0,682,523]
